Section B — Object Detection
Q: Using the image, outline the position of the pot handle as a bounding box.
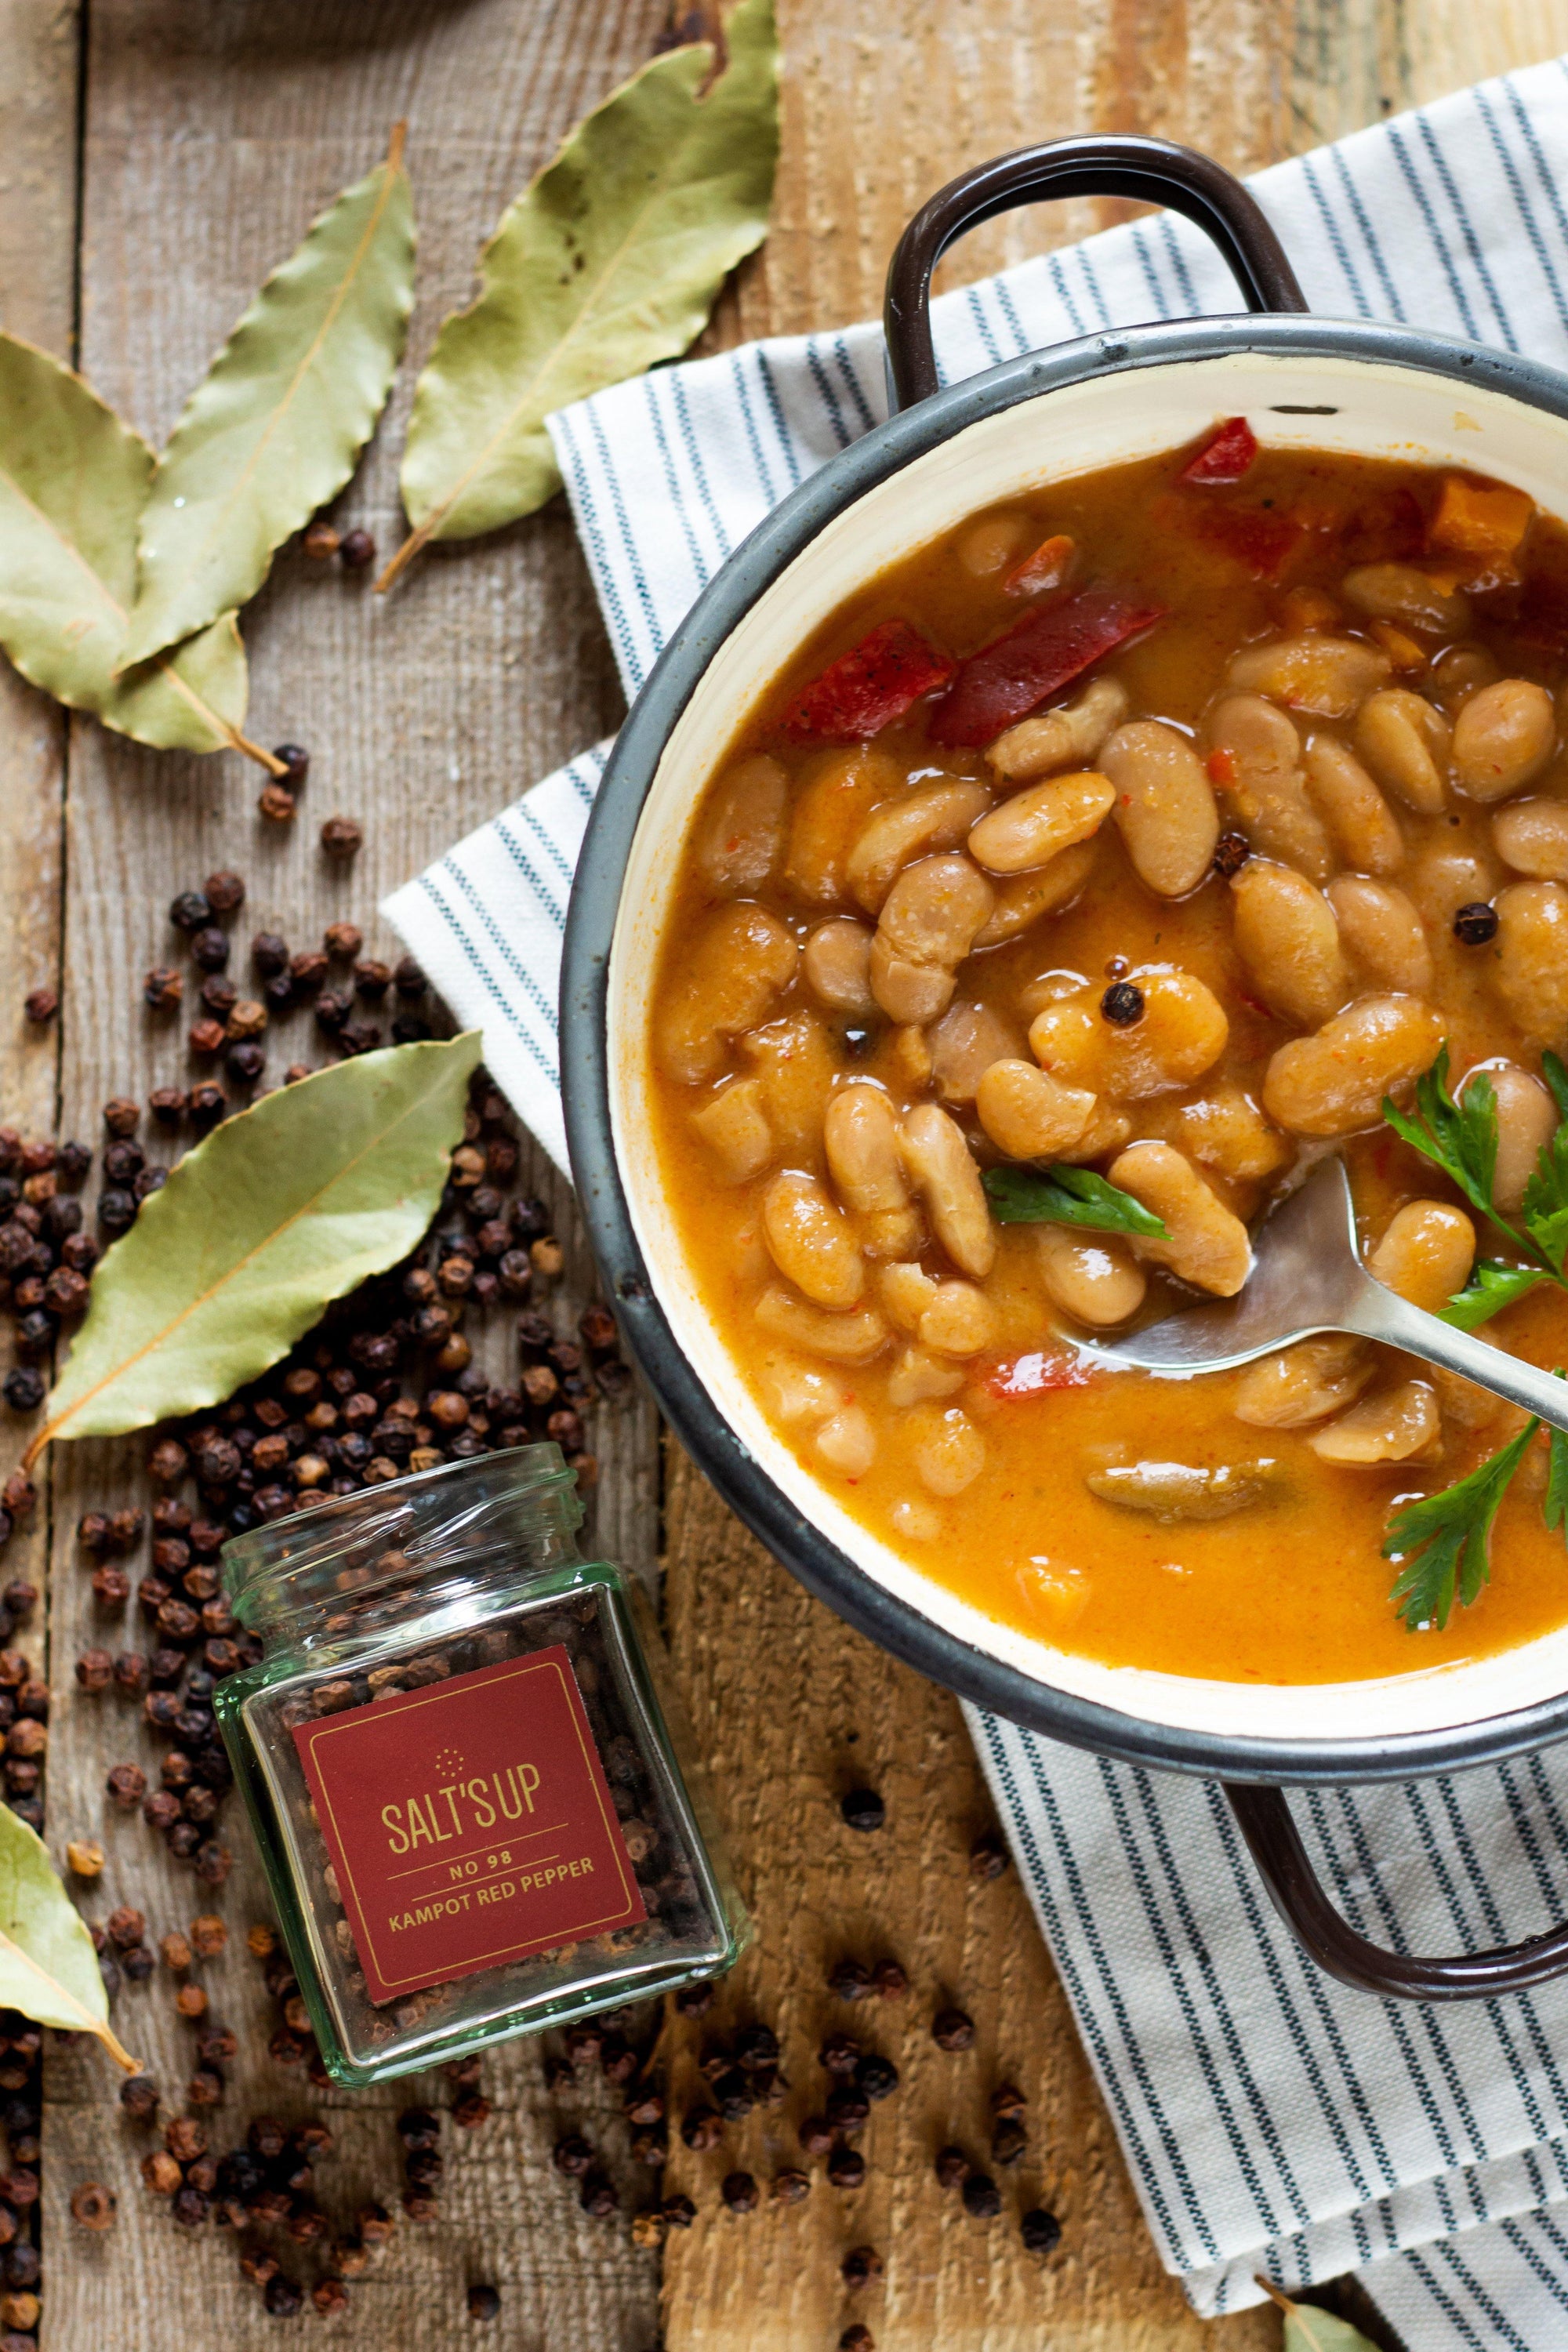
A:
[884,132,1308,412]
[1226,1782,1568,2000]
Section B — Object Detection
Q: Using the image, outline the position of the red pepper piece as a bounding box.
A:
[784,619,956,740]
[927,584,1166,749]
[1181,416,1258,485]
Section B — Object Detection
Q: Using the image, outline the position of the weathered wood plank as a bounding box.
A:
[38,3,671,2346]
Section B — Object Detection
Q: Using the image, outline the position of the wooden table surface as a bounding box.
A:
[3,2,1567,2347]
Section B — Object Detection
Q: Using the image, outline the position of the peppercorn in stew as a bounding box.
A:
[647,426,1568,1683]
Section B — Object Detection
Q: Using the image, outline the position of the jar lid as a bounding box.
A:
[222,1443,583,1630]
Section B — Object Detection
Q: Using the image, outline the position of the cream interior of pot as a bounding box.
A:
[608,346,1568,1744]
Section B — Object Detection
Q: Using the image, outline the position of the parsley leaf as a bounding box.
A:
[1543,1049,1568,1127]
[1439,1260,1551,1331]
[982,1163,1167,1240]
[1546,1425,1568,1544]
[1381,1048,1512,1236]
[1384,1417,1539,1632]
[1521,1123,1568,1276]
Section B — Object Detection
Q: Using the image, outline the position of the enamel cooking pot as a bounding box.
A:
[561,136,1568,1999]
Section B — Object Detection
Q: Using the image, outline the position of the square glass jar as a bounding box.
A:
[214,1443,746,2087]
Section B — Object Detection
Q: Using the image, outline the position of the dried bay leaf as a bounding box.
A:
[379,0,778,587]
[0,1809,136,2071]
[121,124,416,669]
[1258,2281,1380,2352]
[0,332,262,760]
[26,1034,481,1460]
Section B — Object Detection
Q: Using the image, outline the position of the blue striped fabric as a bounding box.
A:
[385,56,1568,2347]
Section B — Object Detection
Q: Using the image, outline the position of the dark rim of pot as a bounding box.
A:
[561,311,1568,1787]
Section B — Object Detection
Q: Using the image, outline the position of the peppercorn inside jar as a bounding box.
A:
[214,1445,746,2087]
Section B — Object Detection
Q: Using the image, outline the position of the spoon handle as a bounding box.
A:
[1346,1284,1568,1436]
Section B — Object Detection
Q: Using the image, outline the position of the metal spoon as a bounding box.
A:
[1092,1155,1568,1437]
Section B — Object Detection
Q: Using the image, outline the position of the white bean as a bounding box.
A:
[919,1282,1000,1358]
[899,1103,996,1279]
[1100,720,1218,897]
[1354,689,1450,815]
[1301,735,1405,873]
[753,1287,887,1362]
[740,1011,839,1157]
[1029,968,1228,1100]
[1262,994,1443,1136]
[1229,860,1350,1027]
[958,510,1031,578]
[845,779,992,912]
[908,1406,986,1497]
[1494,880,1568,1043]
[761,1171,866,1310]
[815,1406,877,1477]
[870,855,993,1025]
[1106,1141,1251,1295]
[803,919,876,1016]
[971,840,1097,947]
[1406,843,1502,928]
[967,770,1114,875]
[1172,1083,1291,1180]
[1461,1060,1559,1214]
[1036,1225,1146,1326]
[1452,678,1556,802]
[928,1001,1024,1105]
[1493,799,1568,881]
[1225,633,1391,717]
[1340,563,1471,635]
[1207,695,1334,883]
[976,1058,1097,1159]
[988,675,1129,782]
[1308,1379,1440,1465]
[783,745,904,905]
[886,1345,966,1406]
[824,1084,913,1225]
[1233,1335,1373,1428]
[879,1260,938,1332]
[1367,1200,1475,1316]
[656,904,799,1083]
[1326,876,1433,995]
[690,1078,774,1182]
[694,754,789,894]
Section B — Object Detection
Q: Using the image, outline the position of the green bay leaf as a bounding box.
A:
[0,332,254,756]
[381,0,778,585]
[121,125,416,668]
[1258,2280,1381,2352]
[0,1809,136,2070]
[29,1034,481,1457]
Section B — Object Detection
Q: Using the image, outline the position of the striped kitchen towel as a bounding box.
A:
[387,56,1568,2350]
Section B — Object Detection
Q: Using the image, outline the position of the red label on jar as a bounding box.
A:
[291,1646,645,2006]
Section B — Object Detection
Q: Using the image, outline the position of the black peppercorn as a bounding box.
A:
[1454,901,1500,945]
[961,2169,1002,2218]
[841,1785,885,1831]
[1021,2206,1062,2253]
[932,2006,975,2051]
[2,1371,43,1415]
[394,954,427,998]
[251,931,290,978]
[466,2285,500,2321]
[191,927,230,971]
[273,745,310,787]
[935,2145,967,2189]
[227,1041,266,1085]
[103,1138,143,1185]
[970,1828,1009,1879]
[169,891,212,935]
[148,1087,186,1126]
[991,2115,1028,2165]
[829,1956,873,2002]
[661,2192,697,2229]
[720,2170,759,2212]
[338,528,376,570]
[1211,829,1251,878]
[144,964,183,1011]
[855,2053,899,2103]
[1101,978,1145,1025]
[826,2146,866,2190]
[841,2245,884,2288]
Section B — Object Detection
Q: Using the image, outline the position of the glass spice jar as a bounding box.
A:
[214,1444,746,2087]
